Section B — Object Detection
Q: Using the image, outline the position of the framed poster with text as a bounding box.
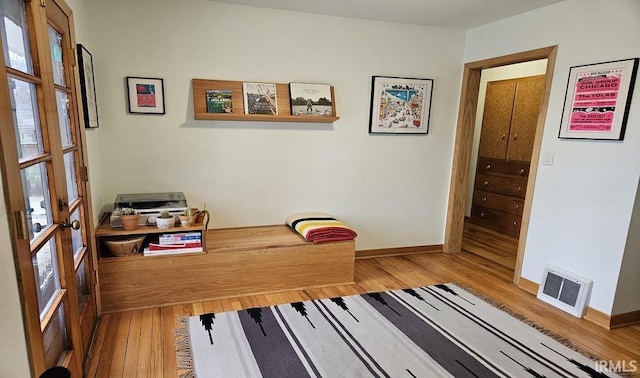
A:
[559,58,638,140]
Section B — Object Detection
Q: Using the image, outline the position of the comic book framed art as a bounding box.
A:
[369,76,433,134]
[559,58,638,140]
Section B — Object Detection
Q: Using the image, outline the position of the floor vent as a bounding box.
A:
[537,265,593,318]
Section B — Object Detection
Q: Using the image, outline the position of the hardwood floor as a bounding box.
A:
[85,252,640,377]
[463,220,519,269]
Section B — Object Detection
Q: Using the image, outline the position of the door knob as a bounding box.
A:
[61,219,80,230]
[33,222,45,233]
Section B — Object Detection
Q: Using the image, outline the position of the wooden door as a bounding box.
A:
[477,80,516,159]
[0,0,97,376]
[507,75,545,162]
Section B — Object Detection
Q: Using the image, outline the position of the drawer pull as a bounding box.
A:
[519,168,526,174]
[501,134,506,140]
[480,212,485,217]
[513,134,518,140]
[483,181,489,186]
[513,221,518,226]
[485,164,491,170]
[482,197,487,202]
[516,186,522,192]
[514,204,519,209]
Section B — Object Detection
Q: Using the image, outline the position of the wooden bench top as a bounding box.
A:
[207,224,354,253]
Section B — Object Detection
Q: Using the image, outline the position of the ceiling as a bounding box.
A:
[212,0,565,29]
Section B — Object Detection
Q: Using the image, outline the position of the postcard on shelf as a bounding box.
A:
[242,82,278,115]
[206,89,233,113]
[289,82,333,116]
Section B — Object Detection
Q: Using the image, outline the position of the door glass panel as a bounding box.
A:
[32,236,61,316]
[48,26,65,86]
[63,151,78,202]
[75,257,89,310]
[21,162,52,241]
[56,90,72,146]
[42,304,68,369]
[70,207,83,258]
[1,0,33,74]
[8,78,44,159]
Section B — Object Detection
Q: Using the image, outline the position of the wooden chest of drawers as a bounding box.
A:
[470,157,529,237]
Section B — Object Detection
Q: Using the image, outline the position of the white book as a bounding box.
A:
[143,246,204,256]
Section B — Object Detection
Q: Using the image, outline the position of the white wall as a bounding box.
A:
[613,178,640,315]
[465,60,548,216]
[465,0,640,314]
[0,175,30,378]
[85,0,466,250]
[70,0,105,224]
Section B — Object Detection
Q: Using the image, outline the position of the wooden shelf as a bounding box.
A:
[192,78,339,123]
[95,215,207,260]
[96,219,204,238]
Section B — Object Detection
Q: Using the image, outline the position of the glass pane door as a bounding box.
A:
[0,0,97,375]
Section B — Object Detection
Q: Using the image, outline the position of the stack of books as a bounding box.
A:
[143,232,203,256]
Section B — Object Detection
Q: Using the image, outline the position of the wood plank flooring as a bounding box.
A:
[85,252,640,377]
[463,220,519,269]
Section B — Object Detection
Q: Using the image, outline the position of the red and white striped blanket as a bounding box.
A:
[285,212,357,243]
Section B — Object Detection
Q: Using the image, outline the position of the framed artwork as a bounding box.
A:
[289,82,333,116]
[77,44,99,128]
[126,76,165,114]
[369,76,433,134]
[559,58,638,140]
[242,82,277,115]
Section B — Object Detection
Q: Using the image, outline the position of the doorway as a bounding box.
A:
[444,46,557,285]
[463,61,548,270]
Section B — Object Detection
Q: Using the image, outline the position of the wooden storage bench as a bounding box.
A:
[98,225,355,313]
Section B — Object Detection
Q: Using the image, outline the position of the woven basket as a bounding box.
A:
[104,235,146,257]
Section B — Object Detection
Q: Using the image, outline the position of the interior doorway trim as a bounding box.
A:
[444,45,558,285]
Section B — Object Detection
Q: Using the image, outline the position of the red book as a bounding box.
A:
[148,241,201,251]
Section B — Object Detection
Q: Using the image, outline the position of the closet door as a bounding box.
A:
[478,80,516,159]
[507,75,545,162]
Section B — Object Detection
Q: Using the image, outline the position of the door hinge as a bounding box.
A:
[81,166,89,182]
[70,46,77,67]
[14,211,28,240]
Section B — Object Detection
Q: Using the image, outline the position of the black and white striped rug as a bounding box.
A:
[177,283,617,377]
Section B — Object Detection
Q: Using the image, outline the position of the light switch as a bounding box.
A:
[542,151,554,166]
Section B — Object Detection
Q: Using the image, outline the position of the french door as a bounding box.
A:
[0,0,97,376]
